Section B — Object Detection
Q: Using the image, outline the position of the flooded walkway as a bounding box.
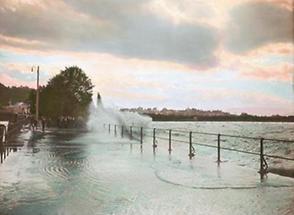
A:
[0,128,294,215]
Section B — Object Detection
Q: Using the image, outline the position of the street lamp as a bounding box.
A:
[31,66,40,124]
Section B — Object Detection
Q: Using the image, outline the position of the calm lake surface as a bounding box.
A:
[0,121,294,215]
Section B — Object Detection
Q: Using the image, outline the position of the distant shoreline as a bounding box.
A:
[152,120,294,123]
[147,114,294,122]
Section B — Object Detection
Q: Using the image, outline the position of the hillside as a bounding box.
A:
[0,83,32,107]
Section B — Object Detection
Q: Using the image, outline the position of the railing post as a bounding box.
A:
[0,126,3,163]
[4,147,6,159]
[189,131,194,159]
[140,127,143,145]
[153,128,157,148]
[0,126,3,146]
[108,124,111,134]
[114,124,117,136]
[130,126,133,140]
[121,125,124,138]
[217,134,221,163]
[4,127,7,145]
[168,129,172,153]
[260,138,265,180]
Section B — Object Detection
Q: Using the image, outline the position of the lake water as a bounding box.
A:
[150,121,294,169]
[0,121,294,215]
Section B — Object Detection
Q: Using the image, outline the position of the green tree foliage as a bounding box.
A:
[39,66,93,119]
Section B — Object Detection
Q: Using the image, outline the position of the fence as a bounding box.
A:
[0,124,8,163]
[0,116,29,163]
[104,123,294,180]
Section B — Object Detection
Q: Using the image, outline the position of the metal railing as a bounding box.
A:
[0,117,29,163]
[104,123,294,180]
[0,124,8,163]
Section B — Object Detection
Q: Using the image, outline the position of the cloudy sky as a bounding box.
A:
[0,0,293,115]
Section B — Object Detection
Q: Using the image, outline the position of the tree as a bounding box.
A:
[38,66,93,119]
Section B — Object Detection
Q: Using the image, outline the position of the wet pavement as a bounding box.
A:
[0,128,294,215]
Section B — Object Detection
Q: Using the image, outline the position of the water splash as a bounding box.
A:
[87,95,151,132]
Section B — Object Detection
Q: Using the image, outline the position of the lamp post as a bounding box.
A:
[31,66,40,124]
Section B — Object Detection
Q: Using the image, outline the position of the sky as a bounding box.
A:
[0,0,293,115]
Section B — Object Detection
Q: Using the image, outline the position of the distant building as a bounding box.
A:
[119,107,231,117]
[1,102,30,114]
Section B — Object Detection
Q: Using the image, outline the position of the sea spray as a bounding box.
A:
[87,101,151,132]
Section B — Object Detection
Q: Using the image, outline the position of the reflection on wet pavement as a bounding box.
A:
[0,128,294,215]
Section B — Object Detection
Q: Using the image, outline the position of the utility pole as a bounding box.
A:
[32,66,40,124]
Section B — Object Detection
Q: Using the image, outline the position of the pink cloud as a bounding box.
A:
[245,43,293,56]
[240,64,293,82]
[103,89,167,102]
[0,73,35,88]
[265,0,293,10]
[214,43,293,82]
[191,88,293,115]
[0,34,49,51]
